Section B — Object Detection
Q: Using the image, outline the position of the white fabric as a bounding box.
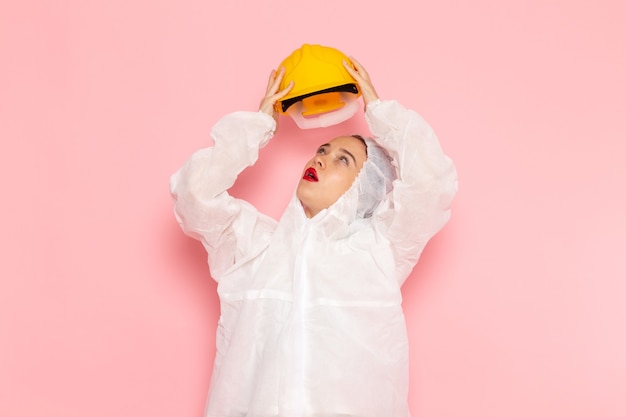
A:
[355,136,396,218]
[170,100,458,417]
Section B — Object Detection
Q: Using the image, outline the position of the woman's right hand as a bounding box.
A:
[258,67,294,126]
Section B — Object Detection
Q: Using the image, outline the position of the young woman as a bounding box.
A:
[170,58,458,417]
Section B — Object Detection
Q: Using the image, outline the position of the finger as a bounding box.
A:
[349,56,372,81]
[343,60,361,78]
[342,59,357,75]
[259,80,293,114]
[348,56,365,72]
[272,80,294,101]
[267,67,286,95]
[265,67,283,94]
[343,60,364,84]
[265,69,277,92]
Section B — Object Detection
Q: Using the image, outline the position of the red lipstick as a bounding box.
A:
[303,167,318,182]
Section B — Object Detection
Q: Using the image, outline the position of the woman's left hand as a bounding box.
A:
[259,67,294,126]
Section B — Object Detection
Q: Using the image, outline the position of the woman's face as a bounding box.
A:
[296,135,367,218]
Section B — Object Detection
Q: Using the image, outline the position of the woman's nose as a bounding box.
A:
[313,154,325,168]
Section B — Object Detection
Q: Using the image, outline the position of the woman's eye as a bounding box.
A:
[339,156,349,165]
[317,147,325,154]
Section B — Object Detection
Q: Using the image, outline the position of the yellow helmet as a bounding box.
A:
[275,44,361,122]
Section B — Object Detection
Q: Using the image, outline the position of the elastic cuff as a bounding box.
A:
[365,98,382,111]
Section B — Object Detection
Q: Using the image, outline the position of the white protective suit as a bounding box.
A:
[170,99,458,417]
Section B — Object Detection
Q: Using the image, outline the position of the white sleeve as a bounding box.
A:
[366,100,458,282]
[169,111,278,280]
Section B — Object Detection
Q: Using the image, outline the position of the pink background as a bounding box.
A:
[1,0,625,416]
